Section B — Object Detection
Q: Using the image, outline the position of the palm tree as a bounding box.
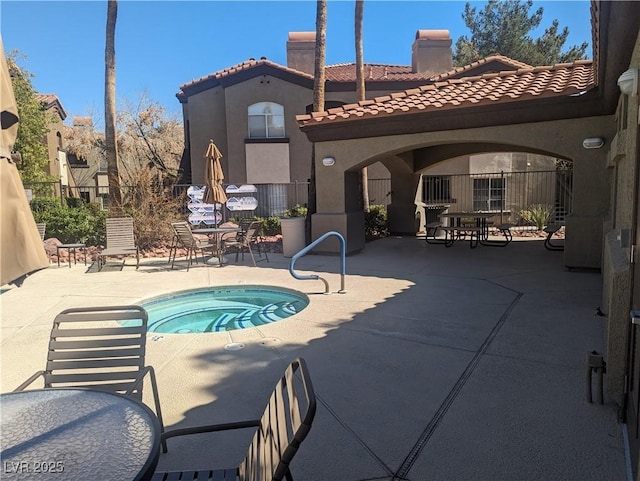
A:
[306,0,327,242]
[105,0,122,213]
[355,0,369,212]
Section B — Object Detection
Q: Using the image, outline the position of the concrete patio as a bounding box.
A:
[0,236,629,480]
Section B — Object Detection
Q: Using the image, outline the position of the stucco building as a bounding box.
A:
[295,1,640,475]
[177,2,640,474]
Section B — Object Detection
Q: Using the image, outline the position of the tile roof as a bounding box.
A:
[36,93,67,120]
[179,59,437,95]
[179,58,313,92]
[430,55,533,81]
[296,60,594,127]
[325,63,435,82]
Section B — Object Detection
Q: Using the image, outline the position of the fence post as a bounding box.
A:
[500,170,504,224]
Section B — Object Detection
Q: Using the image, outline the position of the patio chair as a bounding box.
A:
[98,217,139,271]
[153,358,316,481]
[171,221,217,271]
[222,220,269,267]
[36,222,46,240]
[13,305,167,453]
[544,223,564,251]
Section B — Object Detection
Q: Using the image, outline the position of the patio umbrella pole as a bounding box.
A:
[224,330,245,351]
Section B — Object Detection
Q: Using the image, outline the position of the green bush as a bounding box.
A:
[519,204,552,230]
[365,204,388,241]
[260,216,281,236]
[284,204,307,218]
[32,200,107,245]
[30,197,63,213]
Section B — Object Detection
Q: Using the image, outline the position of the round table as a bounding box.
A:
[1,389,161,481]
[192,226,241,266]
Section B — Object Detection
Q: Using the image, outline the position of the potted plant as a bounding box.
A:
[280,205,307,257]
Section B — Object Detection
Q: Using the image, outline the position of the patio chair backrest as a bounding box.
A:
[42,305,149,398]
[242,221,263,246]
[172,221,197,249]
[36,222,46,240]
[106,217,137,250]
[239,358,316,481]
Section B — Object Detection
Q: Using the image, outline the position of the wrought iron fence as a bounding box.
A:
[23,170,571,229]
[420,170,572,228]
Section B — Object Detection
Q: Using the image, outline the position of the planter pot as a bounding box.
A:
[281,217,306,257]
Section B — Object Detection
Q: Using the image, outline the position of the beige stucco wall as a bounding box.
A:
[43,114,64,179]
[184,85,228,185]
[602,28,640,410]
[312,115,614,258]
[183,75,417,189]
[245,143,290,183]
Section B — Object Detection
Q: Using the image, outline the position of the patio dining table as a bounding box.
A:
[192,226,241,266]
[439,211,496,248]
[0,388,161,481]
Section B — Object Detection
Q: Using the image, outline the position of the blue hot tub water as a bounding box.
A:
[134,286,309,334]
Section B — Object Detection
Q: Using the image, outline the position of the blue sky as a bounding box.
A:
[1,1,592,127]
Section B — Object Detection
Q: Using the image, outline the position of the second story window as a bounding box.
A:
[248,102,285,139]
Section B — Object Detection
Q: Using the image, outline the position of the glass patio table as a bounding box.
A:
[0,388,161,481]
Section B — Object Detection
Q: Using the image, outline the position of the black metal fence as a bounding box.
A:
[420,170,572,227]
[24,170,570,228]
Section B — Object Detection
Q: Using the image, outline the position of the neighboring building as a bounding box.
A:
[36,93,77,195]
[65,116,109,208]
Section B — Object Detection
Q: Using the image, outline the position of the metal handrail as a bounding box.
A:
[288,231,346,294]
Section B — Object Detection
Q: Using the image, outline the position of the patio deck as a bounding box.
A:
[0,236,628,480]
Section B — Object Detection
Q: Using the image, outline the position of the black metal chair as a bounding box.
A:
[222,220,269,266]
[153,358,316,481]
[544,223,564,251]
[14,305,167,452]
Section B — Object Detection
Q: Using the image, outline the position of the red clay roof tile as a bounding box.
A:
[296,60,595,127]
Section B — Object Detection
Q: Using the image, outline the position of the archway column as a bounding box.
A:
[312,145,365,254]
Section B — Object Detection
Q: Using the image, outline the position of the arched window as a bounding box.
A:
[248,102,285,139]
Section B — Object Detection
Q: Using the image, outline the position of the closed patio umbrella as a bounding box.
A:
[1,36,49,286]
[203,139,227,223]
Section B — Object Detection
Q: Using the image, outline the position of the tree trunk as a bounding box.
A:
[105,0,122,214]
[306,0,327,243]
[355,0,370,212]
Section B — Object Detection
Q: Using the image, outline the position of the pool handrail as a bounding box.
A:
[288,231,346,294]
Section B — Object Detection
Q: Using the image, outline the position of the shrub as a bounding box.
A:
[121,167,184,250]
[519,204,552,230]
[284,204,307,218]
[259,216,282,236]
[32,199,107,245]
[30,197,62,214]
[365,204,388,241]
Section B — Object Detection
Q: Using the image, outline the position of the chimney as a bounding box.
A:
[412,30,452,74]
[287,32,316,75]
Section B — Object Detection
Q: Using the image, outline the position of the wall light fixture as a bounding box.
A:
[582,137,605,149]
[322,156,335,166]
[617,68,639,96]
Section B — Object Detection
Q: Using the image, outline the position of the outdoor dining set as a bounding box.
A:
[425,211,514,248]
[0,305,316,481]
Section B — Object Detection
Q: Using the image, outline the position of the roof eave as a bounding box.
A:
[299,89,604,142]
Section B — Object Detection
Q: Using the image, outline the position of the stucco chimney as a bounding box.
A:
[412,29,452,74]
[287,32,316,75]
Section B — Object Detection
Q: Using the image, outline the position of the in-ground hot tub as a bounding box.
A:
[132,286,309,333]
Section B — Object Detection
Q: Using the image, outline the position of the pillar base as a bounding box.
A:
[311,212,365,255]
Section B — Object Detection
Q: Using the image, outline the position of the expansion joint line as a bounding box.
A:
[393,292,524,481]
